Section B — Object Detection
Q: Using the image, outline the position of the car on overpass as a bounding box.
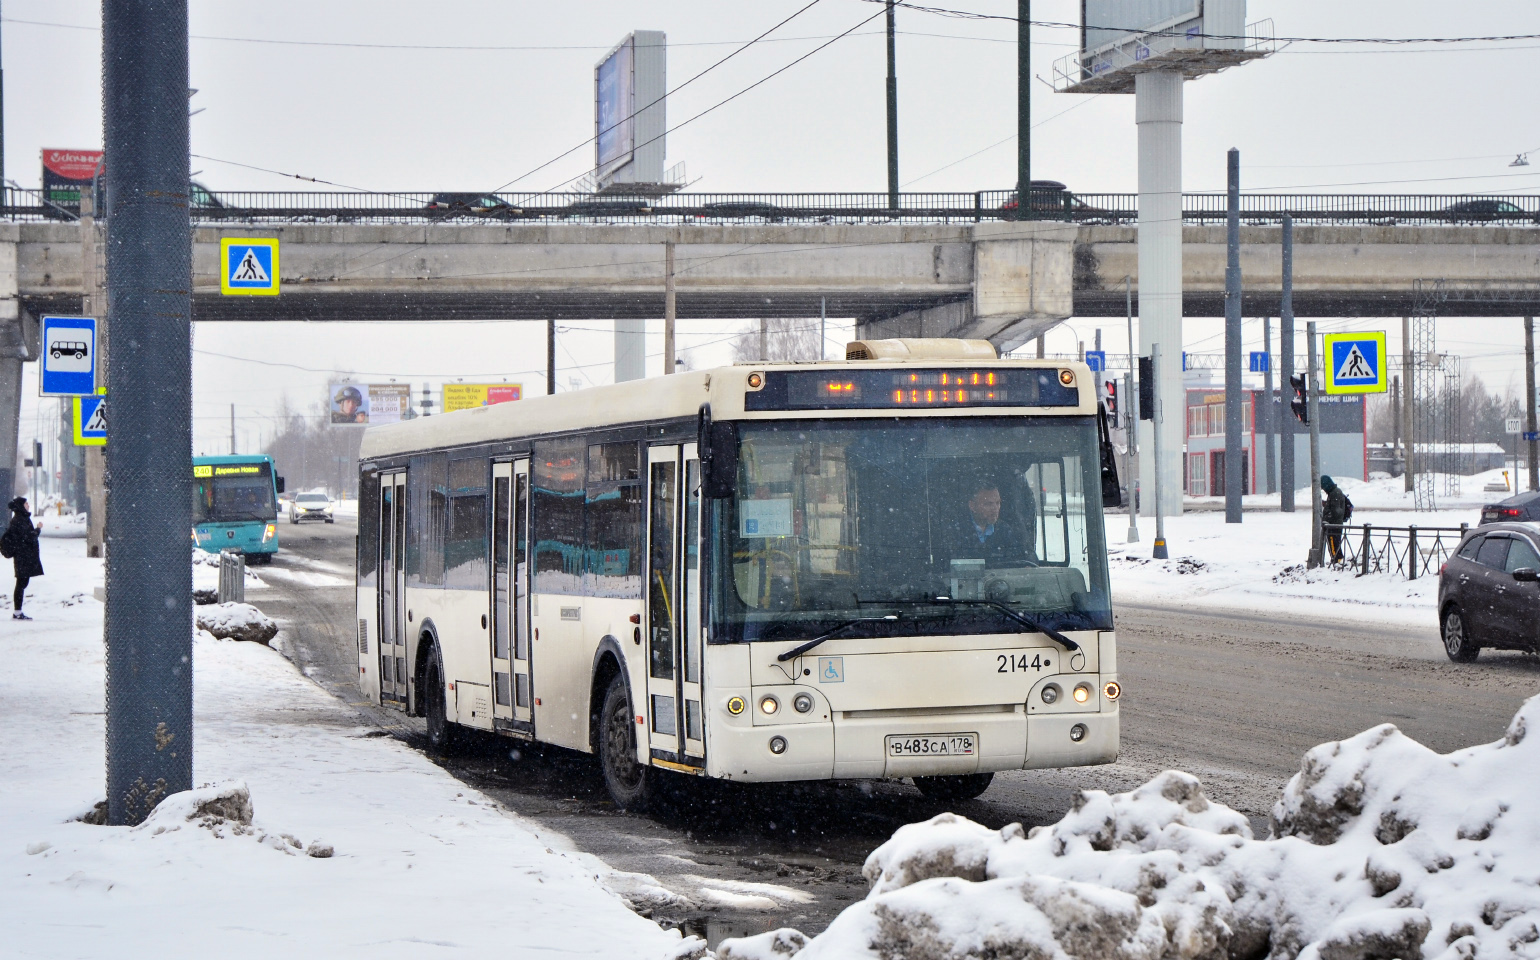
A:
[1440,199,1540,224]
[426,193,522,218]
[1439,522,1540,661]
[999,181,1114,222]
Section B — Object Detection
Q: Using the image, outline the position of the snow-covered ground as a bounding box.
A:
[720,698,1540,960]
[2,539,693,959]
[1185,468,1517,514]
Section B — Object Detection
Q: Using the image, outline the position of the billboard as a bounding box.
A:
[443,383,522,413]
[330,383,369,424]
[595,36,635,176]
[366,384,413,424]
[329,383,415,425]
[1057,0,1257,94]
[1083,0,1200,55]
[41,148,104,210]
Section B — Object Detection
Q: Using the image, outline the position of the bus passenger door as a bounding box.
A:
[490,460,533,731]
[378,470,408,706]
[645,445,705,766]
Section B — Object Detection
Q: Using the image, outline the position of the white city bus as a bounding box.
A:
[356,339,1121,808]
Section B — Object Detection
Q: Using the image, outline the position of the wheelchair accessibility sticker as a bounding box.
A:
[817,656,844,683]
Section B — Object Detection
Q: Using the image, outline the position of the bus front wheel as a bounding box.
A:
[598,674,653,812]
[424,644,460,756]
[914,773,994,803]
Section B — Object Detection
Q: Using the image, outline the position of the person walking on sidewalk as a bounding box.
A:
[2,496,44,620]
[1320,476,1351,565]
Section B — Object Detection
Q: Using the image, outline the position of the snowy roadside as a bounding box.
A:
[2,539,692,959]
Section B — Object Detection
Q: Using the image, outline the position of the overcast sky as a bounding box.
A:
[9,0,1540,456]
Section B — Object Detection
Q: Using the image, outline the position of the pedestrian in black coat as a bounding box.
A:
[2,496,44,619]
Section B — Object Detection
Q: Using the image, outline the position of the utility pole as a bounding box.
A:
[1035,335,1045,359]
[1262,317,1275,495]
[1017,0,1030,216]
[1391,375,1402,478]
[1151,343,1168,559]
[1402,316,1414,494]
[229,404,235,455]
[1307,321,1324,568]
[1223,148,1242,523]
[1279,216,1295,513]
[81,192,107,556]
[663,240,676,375]
[546,318,556,395]
[103,0,194,826]
[1125,276,1138,542]
[885,0,899,210]
[0,0,6,195]
[820,297,827,360]
[759,317,769,362]
[1527,316,1537,491]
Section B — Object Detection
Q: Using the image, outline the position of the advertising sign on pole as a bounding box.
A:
[39,315,99,397]
[41,148,104,211]
[329,383,369,424]
[595,36,636,177]
[1323,331,1387,395]
[442,383,523,413]
[365,384,412,425]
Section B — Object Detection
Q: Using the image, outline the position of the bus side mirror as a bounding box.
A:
[275,475,286,494]
[699,404,737,499]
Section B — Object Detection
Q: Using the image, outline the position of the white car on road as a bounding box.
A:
[288,492,335,524]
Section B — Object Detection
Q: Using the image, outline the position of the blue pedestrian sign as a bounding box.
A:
[39,315,98,397]
[1249,351,1270,373]
[1323,331,1387,395]
[220,237,280,296]
[1085,350,1106,372]
[73,393,106,446]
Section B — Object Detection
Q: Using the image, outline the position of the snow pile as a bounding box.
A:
[129,781,335,857]
[37,512,87,538]
[196,601,279,644]
[719,698,1540,960]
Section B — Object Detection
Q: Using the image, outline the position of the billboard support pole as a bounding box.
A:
[1223,148,1243,523]
[103,0,194,826]
[1135,69,1183,520]
[1016,0,1029,215]
[663,240,676,375]
[885,0,898,210]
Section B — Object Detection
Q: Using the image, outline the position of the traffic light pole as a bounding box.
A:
[1151,343,1168,560]
[1307,321,1324,569]
[1279,216,1295,513]
[1125,276,1139,543]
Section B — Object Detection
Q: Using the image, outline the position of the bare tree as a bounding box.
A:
[731,318,824,364]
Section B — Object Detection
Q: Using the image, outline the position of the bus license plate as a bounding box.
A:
[886,733,977,757]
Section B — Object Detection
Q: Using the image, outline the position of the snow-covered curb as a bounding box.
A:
[720,699,1540,960]
[196,601,279,643]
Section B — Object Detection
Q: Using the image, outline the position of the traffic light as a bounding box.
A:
[1103,380,1118,419]
[1138,356,1155,421]
[1290,374,1309,424]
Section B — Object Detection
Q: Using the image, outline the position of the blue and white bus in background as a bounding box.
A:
[192,454,285,564]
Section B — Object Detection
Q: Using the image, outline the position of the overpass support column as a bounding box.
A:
[0,236,25,502]
[1136,69,1184,517]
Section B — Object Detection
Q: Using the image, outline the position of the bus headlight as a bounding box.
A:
[262,523,277,543]
[793,693,814,714]
[1070,723,1088,742]
[1103,681,1122,701]
[1040,683,1061,705]
[759,695,780,716]
[1073,683,1092,704]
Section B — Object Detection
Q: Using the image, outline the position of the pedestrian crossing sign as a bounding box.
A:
[1323,331,1387,395]
[220,237,280,296]
[73,391,106,446]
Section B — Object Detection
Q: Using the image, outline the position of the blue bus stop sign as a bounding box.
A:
[39,315,98,397]
[1085,350,1106,372]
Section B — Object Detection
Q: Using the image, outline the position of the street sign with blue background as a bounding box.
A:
[39,315,98,396]
[220,237,280,296]
[1085,350,1106,372]
[73,393,106,446]
[1249,351,1270,373]
[1323,331,1387,395]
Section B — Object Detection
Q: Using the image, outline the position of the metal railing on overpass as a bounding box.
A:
[7,185,1539,227]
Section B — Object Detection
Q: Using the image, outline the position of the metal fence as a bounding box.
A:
[7,184,1540,227]
[1324,522,1470,581]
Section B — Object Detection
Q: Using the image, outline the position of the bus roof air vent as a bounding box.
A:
[845,338,999,362]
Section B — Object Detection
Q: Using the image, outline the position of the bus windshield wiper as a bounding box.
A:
[776,615,899,662]
[858,596,1080,652]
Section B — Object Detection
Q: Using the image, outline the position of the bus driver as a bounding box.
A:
[939,479,1036,566]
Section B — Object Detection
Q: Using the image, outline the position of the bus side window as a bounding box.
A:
[531,438,586,595]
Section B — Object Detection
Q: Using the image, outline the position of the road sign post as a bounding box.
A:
[39,315,99,397]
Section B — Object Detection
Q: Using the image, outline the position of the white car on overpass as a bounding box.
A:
[287,491,335,524]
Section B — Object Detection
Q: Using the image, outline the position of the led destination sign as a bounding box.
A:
[193,464,265,478]
[744,369,1082,412]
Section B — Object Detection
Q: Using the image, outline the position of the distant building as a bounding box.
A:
[1367,442,1507,477]
[1183,375,1366,496]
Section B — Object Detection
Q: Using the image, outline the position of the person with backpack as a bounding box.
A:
[2,496,44,620]
[1320,476,1352,564]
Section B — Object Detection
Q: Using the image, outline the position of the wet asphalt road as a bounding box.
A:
[259,517,1540,944]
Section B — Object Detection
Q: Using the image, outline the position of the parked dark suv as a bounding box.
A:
[1480,491,1540,525]
[1438,522,1540,661]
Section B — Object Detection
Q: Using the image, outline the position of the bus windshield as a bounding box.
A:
[710,417,1111,643]
[193,462,277,523]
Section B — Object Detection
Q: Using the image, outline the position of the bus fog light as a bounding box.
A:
[1103,681,1121,701]
[793,693,814,713]
[760,696,780,715]
[1040,684,1061,705]
[1070,723,1088,742]
[769,736,787,755]
[1073,684,1091,704]
[726,697,746,716]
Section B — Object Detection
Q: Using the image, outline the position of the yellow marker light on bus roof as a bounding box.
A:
[1059,369,1076,386]
[747,372,763,389]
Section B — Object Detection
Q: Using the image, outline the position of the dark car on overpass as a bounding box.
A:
[426,193,522,218]
[1441,199,1540,224]
[1438,522,1540,661]
[999,180,1113,221]
[1480,491,1540,525]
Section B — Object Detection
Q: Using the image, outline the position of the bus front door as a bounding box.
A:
[644,444,705,767]
[378,470,408,706]
[490,460,533,731]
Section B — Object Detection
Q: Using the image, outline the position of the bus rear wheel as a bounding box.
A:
[598,674,653,812]
[914,773,994,803]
